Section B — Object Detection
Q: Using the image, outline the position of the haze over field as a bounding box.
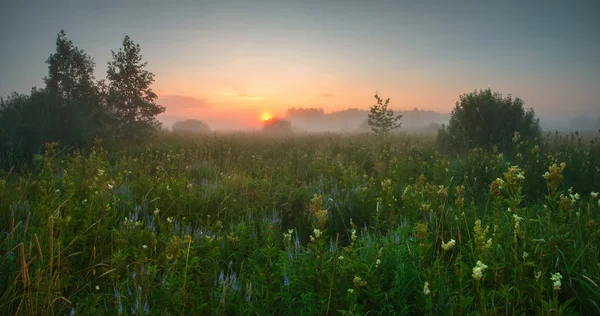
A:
[1,0,599,131]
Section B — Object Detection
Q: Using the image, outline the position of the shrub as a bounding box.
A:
[262,117,293,134]
[172,119,211,135]
[437,89,541,156]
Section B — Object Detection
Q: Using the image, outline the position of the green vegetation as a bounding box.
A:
[1,131,599,315]
[437,89,542,156]
[368,93,403,135]
[0,31,164,169]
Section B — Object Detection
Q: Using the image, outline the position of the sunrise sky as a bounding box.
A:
[1,0,599,128]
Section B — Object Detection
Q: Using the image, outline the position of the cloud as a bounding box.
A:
[213,90,264,100]
[320,93,334,98]
[235,92,264,100]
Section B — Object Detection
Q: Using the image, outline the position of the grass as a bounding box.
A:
[1,131,599,315]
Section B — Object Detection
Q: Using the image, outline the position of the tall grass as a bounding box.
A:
[1,131,599,315]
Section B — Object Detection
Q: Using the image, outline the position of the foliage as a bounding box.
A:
[437,88,541,156]
[171,119,211,135]
[0,132,599,315]
[262,117,293,134]
[106,35,165,141]
[0,31,162,169]
[367,93,403,135]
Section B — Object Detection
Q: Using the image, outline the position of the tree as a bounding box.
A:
[437,88,541,155]
[44,30,106,144]
[367,93,402,135]
[172,119,211,135]
[262,117,293,134]
[106,35,165,140]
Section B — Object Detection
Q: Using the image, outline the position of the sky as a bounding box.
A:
[1,0,599,128]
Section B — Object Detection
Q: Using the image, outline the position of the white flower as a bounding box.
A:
[347,288,354,294]
[154,208,160,215]
[55,189,60,193]
[97,169,104,176]
[338,255,344,260]
[95,285,100,290]
[522,251,529,260]
[351,228,357,242]
[441,239,456,251]
[550,272,562,290]
[313,229,322,239]
[423,281,430,295]
[472,261,488,280]
[167,217,173,223]
[485,238,493,250]
[591,192,599,199]
[375,259,381,267]
[107,183,113,190]
[142,244,148,249]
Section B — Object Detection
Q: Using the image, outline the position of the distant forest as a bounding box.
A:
[284,107,450,133]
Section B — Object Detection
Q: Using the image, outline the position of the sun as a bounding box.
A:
[260,112,272,122]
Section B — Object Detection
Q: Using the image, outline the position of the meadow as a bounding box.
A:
[1,131,599,315]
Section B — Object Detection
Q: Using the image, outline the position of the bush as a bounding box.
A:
[262,117,293,134]
[172,119,211,135]
[437,89,541,156]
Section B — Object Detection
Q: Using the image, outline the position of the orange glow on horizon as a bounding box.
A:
[260,112,273,122]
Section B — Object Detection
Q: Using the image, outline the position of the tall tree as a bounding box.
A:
[42,30,104,146]
[106,36,165,140]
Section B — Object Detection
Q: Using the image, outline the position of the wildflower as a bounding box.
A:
[353,276,367,288]
[313,229,322,239]
[550,272,562,290]
[347,288,354,294]
[142,244,148,249]
[82,199,87,205]
[154,208,160,216]
[107,183,113,190]
[472,261,488,280]
[338,255,344,260]
[97,169,105,176]
[441,239,456,251]
[375,259,381,267]
[55,189,60,193]
[95,285,100,291]
[167,217,173,223]
[485,238,493,250]
[522,251,529,260]
[423,282,430,295]
[283,229,294,243]
[351,228,357,242]
[591,192,599,199]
